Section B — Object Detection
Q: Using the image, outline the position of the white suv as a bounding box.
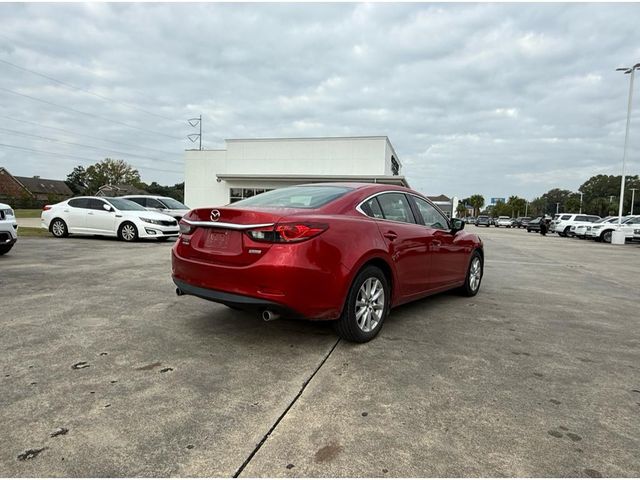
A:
[589,215,640,243]
[0,202,18,255]
[551,213,600,237]
[41,196,179,242]
[495,216,514,228]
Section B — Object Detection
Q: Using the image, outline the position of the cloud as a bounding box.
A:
[0,3,639,200]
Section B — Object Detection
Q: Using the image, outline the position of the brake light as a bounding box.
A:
[179,220,196,235]
[42,205,52,211]
[247,223,328,243]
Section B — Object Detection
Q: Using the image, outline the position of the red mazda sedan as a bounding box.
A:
[172,183,483,342]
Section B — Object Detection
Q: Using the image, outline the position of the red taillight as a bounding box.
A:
[247,223,328,243]
[179,219,196,235]
[42,205,52,211]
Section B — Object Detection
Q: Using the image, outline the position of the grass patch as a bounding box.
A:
[14,209,42,218]
[17,227,50,237]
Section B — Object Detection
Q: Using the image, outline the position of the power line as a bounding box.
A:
[0,86,184,141]
[1,115,180,157]
[0,57,178,123]
[0,126,182,166]
[0,142,183,175]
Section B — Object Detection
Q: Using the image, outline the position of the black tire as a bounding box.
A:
[563,227,571,237]
[527,228,531,233]
[118,222,138,242]
[50,218,69,238]
[460,251,483,297]
[601,230,612,243]
[0,244,13,255]
[334,265,390,343]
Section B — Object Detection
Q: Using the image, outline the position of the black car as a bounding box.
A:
[475,215,491,227]
[526,217,543,232]
[516,217,532,228]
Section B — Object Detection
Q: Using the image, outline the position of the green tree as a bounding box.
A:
[65,165,89,195]
[456,202,467,217]
[83,158,141,194]
[468,194,485,217]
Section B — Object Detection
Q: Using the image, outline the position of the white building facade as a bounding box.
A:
[184,136,408,208]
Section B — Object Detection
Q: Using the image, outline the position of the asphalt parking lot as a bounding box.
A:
[1,227,639,477]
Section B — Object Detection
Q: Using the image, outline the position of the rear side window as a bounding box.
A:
[233,186,351,209]
[575,215,588,222]
[376,193,416,224]
[68,198,89,208]
[411,196,449,230]
[360,197,385,219]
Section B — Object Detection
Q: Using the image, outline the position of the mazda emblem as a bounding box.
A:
[210,209,221,222]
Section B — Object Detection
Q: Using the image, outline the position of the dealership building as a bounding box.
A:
[183,136,409,208]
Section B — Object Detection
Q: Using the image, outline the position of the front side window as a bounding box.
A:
[128,197,146,207]
[105,198,146,211]
[376,193,416,224]
[412,197,449,230]
[146,198,164,209]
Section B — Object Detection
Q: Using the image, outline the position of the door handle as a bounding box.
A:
[383,231,398,241]
[432,240,442,247]
[87,212,94,215]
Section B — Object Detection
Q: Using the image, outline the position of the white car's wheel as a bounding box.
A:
[50,218,68,238]
[118,222,138,242]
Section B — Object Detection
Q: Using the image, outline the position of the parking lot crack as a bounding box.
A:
[232,338,341,478]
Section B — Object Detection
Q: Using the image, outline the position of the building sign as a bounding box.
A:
[490,197,506,205]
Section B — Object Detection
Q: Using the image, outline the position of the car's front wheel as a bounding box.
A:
[334,265,390,343]
[601,230,613,243]
[50,218,68,238]
[460,251,483,297]
[0,244,13,255]
[118,222,138,242]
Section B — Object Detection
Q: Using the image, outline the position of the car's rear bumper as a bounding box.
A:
[171,244,349,320]
[173,278,303,318]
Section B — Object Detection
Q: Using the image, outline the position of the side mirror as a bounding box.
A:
[451,218,465,233]
[103,204,113,212]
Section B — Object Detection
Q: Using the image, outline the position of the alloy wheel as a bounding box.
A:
[52,220,65,237]
[355,277,385,333]
[121,224,136,241]
[469,257,482,292]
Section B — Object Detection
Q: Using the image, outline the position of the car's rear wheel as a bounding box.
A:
[334,265,389,343]
[0,244,13,255]
[50,218,68,238]
[118,222,138,242]
[460,251,483,297]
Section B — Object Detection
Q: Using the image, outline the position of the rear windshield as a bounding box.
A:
[233,186,352,209]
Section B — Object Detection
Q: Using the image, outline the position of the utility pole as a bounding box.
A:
[613,63,640,243]
[187,115,202,150]
[556,202,560,214]
[525,201,528,217]
[631,188,638,215]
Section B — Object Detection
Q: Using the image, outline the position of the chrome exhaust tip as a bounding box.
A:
[262,310,280,321]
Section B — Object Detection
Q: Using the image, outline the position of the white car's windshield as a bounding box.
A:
[106,198,146,211]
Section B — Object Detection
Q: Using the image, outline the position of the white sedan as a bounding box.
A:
[41,197,179,242]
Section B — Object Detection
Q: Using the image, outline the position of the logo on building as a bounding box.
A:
[210,209,221,221]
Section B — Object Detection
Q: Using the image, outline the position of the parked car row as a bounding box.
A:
[40,195,189,242]
[473,216,532,228]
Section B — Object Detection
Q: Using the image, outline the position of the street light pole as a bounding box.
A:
[579,191,583,214]
[556,202,560,214]
[630,188,638,215]
[613,63,640,243]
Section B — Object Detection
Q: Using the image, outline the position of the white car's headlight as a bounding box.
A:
[140,217,164,225]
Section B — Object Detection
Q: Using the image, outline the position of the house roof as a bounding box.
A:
[427,194,451,202]
[95,184,149,196]
[14,175,73,196]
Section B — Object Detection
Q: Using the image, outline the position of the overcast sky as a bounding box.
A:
[1,2,639,201]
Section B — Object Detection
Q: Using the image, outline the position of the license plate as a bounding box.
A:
[204,230,230,249]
